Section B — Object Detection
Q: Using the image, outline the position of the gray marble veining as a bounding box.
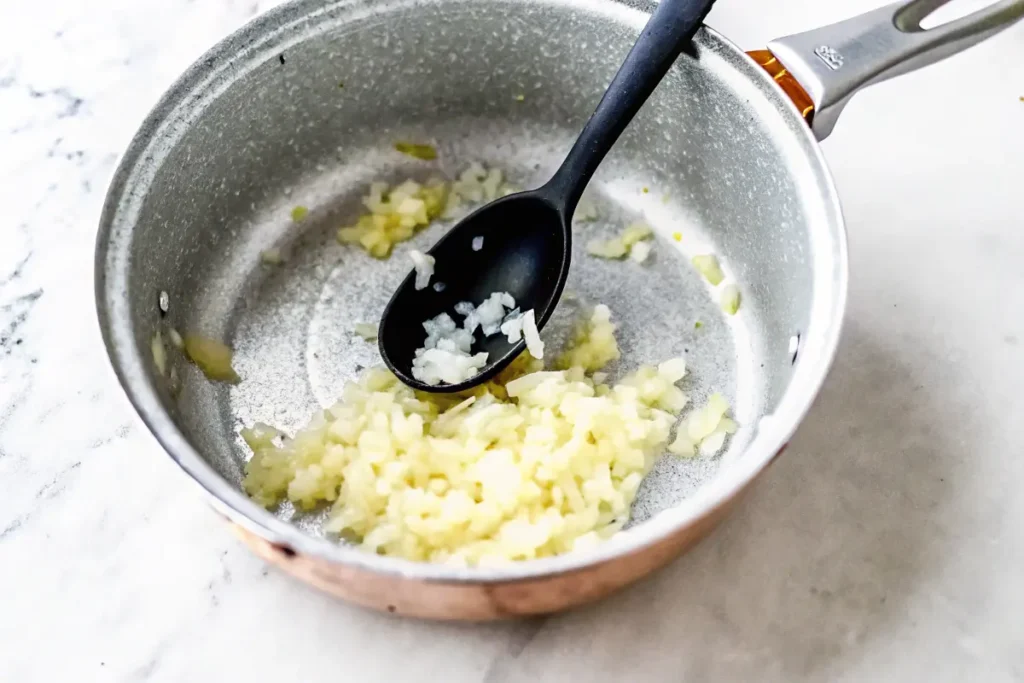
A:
[1,0,1023,681]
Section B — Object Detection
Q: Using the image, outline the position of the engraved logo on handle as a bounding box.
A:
[814,45,844,70]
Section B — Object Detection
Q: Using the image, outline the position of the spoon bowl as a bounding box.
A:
[378,191,570,392]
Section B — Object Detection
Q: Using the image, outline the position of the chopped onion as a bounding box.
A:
[168,365,181,397]
[668,431,695,457]
[692,254,724,286]
[411,292,518,385]
[472,236,484,251]
[337,178,448,258]
[412,311,484,385]
[444,163,516,219]
[588,223,653,260]
[687,393,730,441]
[412,347,489,386]
[586,237,628,259]
[481,168,503,201]
[698,431,727,457]
[521,309,544,359]
[240,302,725,564]
[575,200,599,223]
[671,393,736,458]
[658,358,687,382]
[557,304,619,371]
[151,331,166,376]
[260,248,284,265]
[500,314,523,343]
[718,417,739,435]
[354,323,378,341]
[183,335,240,383]
[393,141,437,160]
[720,284,741,315]
[621,223,652,246]
[422,313,473,352]
[629,240,652,263]
[243,349,691,563]
[167,327,184,349]
[452,162,487,203]
[409,250,435,290]
[504,370,563,398]
[240,422,282,451]
[465,292,516,336]
[432,281,446,292]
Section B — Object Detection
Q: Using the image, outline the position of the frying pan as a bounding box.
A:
[95,0,1024,619]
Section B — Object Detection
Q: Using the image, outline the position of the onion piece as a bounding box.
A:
[692,255,724,286]
[574,200,599,223]
[183,335,240,383]
[260,248,284,265]
[587,223,653,261]
[481,168,503,201]
[629,240,652,263]
[409,250,435,290]
[167,328,184,349]
[586,237,628,259]
[521,310,544,359]
[412,347,488,386]
[151,331,166,376]
[354,323,378,341]
[500,315,524,343]
[393,141,437,160]
[720,284,741,315]
[668,431,695,457]
[557,304,619,372]
[621,223,652,246]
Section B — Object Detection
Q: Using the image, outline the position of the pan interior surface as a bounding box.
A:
[100,0,841,566]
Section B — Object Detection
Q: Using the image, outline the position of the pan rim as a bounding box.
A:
[95,0,848,584]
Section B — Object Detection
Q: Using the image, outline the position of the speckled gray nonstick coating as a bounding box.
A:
[221,139,739,536]
[97,0,846,577]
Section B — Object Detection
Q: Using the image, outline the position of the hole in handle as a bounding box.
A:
[898,0,1000,31]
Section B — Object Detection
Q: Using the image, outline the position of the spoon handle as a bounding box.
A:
[543,0,717,212]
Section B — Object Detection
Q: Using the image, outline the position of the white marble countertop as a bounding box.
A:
[2,0,1023,680]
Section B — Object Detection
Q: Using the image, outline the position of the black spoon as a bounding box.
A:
[379,0,717,392]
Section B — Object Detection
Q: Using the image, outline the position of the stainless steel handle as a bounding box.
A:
[767,0,1024,139]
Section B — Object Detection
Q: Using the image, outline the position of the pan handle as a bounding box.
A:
[765,0,1024,139]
